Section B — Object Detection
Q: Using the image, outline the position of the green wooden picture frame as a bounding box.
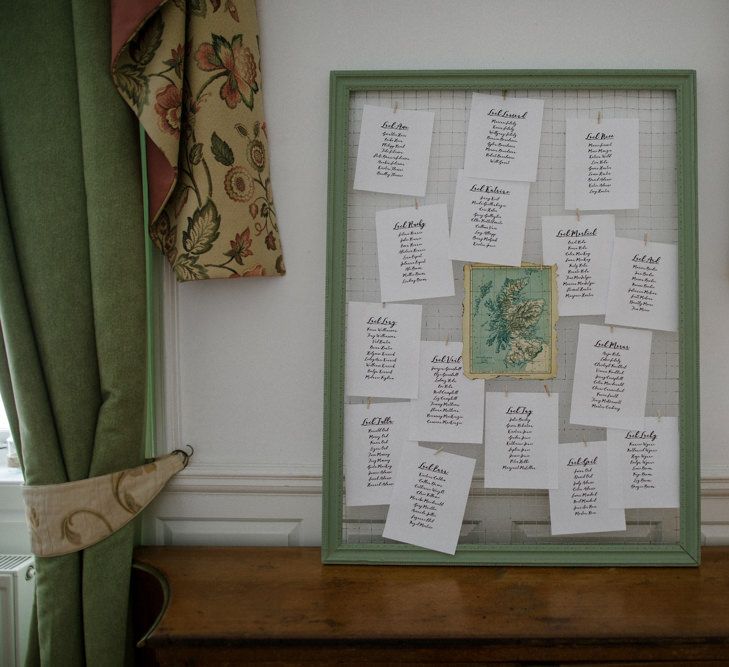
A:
[323,70,699,566]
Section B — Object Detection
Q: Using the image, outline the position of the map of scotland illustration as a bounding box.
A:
[463,264,557,379]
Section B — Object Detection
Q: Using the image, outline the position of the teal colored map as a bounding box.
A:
[464,265,557,379]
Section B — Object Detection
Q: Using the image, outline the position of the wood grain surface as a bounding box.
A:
[133,546,729,664]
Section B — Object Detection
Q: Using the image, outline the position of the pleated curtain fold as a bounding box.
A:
[0,1,147,664]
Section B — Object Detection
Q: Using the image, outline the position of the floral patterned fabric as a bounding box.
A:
[113,0,285,281]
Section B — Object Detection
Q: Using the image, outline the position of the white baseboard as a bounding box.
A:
[700,470,729,544]
[142,465,729,547]
[2,467,728,550]
[170,463,729,495]
[166,462,322,494]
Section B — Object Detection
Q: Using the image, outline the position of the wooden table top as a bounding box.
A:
[133,546,729,663]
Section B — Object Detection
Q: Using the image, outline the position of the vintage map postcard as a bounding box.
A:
[463,263,558,379]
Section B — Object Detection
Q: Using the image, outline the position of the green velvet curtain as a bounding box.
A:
[0,1,147,665]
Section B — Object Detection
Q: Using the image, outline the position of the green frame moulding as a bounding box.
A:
[322,70,699,567]
[140,126,158,461]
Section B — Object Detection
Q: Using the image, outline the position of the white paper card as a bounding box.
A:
[376,205,455,302]
[409,341,485,444]
[344,402,410,507]
[608,417,680,509]
[541,215,615,316]
[605,237,678,332]
[464,93,544,182]
[565,118,639,210]
[449,172,530,265]
[570,324,652,429]
[345,302,422,399]
[353,105,435,197]
[484,392,559,489]
[383,443,476,555]
[549,441,626,535]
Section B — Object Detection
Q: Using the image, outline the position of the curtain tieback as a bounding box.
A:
[21,450,191,557]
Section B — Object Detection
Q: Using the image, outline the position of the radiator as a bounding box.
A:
[0,555,34,667]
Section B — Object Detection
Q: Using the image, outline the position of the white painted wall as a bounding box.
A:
[146,0,729,546]
[171,0,729,469]
[5,0,728,557]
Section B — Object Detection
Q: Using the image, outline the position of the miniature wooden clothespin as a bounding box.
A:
[657,409,662,422]
[609,325,614,333]
[597,111,602,125]
[504,383,509,397]
[644,232,649,247]
[445,332,450,347]
[435,447,445,455]
[582,436,588,448]
[576,208,581,222]
[502,89,508,100]
[367,396,372,410]
[543,383,551,397]
[414,198,419,210]
[393,101,399,114]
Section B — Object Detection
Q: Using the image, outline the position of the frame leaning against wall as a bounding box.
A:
[322,70,699,566]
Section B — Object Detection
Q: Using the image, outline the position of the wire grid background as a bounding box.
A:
[343,88,679,546]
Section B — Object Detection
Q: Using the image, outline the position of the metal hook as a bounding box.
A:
[174,444,194,468]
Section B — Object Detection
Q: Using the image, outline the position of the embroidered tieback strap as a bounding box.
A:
[22,450,191,557]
